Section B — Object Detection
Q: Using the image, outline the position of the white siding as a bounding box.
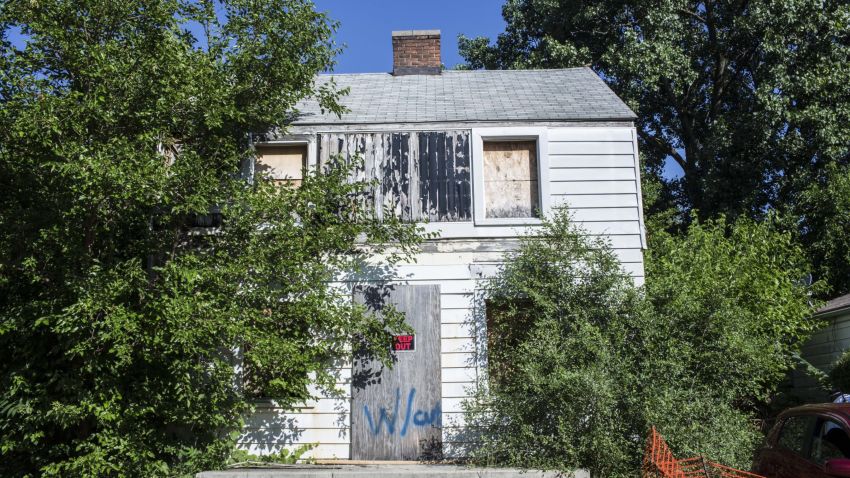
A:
[793,311,850,402]
[547,126,645,251]
[238,124,646,459]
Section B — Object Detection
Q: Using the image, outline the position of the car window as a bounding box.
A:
[812,418,850,465]
[778,415,817,457]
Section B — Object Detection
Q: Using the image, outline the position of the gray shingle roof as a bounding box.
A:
[291,67,637,125]
[818,293,850,316]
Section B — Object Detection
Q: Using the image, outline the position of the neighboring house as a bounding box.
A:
[794,293,850,402]
[239,30,645,461]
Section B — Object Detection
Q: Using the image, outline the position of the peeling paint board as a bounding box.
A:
[351,285,443,460]
[418,133,431,220]
[428,132,440,220]
[395,263,471,277]
[445,133,456,220]
[455,132,472,220]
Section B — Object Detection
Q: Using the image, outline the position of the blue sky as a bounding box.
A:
[313,0,506,73]
[314,1,684,180]
[5,0,683,178]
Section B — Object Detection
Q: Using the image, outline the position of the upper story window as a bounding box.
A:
[483,140,539,219]
[255,143,308,187]
[472,127,550,226]
[317,131,472,222]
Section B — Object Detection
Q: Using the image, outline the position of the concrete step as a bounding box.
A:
[196,464,589,478]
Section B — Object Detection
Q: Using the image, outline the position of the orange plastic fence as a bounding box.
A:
[642,427,765,478]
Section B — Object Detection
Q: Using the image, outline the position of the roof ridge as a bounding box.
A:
[317,67,594,77]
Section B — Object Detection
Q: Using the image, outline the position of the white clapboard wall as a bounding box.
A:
[792,311,850,403]
[238,125,646,459]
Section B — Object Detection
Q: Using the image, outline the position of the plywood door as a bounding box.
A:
[351,285,442,460]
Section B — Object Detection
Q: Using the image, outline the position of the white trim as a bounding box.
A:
[252,134,318,171]
[471,127,551,226]
[287,121,635,135]
[629,129,648,249]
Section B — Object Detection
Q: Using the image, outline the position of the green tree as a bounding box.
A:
[793,163,850,297]
[0,1,423,476]
[459,0,850,295]
[465,212,819,476]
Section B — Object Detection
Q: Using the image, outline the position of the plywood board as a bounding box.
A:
[255,145,306,186]
[483,141,539,218]
[351,285,443,460]
[318,131,472,222]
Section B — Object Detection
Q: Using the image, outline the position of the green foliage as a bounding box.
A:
[644,215,823,404]
[0,1,423,476]
[794,163,850,296]
[829,349,850,394]
[464,211,819,477]
[226,443,316,467]
[459,0,850,296]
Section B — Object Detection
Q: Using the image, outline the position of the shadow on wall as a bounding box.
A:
[441,288,491,459]
[352,283,400,393]
[238,259,405,456]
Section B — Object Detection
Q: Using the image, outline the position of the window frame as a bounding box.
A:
[811,415,850,466]
[250,135,317,184]
[471,127,551,226]
[777,414,819,459]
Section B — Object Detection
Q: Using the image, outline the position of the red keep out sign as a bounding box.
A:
[392,334,415,352]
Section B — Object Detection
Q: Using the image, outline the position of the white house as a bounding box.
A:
[239,30,646,461]
[793,293,850,402]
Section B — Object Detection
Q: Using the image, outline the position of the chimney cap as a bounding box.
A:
[391,29,441,37]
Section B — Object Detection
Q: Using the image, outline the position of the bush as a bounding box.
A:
[464,212,819,477]
[830,350,850,393]
[0,1,423,475]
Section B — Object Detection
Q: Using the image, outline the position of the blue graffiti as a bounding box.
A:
[363,387,441,436]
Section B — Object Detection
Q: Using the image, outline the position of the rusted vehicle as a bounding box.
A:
[754,404,850,477]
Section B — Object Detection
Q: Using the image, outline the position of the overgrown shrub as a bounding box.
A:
[0,1,423,476]
[830,350,850,393]
[464,212,819,477]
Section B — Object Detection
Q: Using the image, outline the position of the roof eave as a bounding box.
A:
[290,116,638,127]
[814,304,850,319]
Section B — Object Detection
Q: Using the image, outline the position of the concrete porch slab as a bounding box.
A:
[196,464,589,478]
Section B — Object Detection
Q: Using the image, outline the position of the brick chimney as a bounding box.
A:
[392,30,441,75]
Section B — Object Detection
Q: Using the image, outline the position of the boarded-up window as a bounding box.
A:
[255,144,307,186]
[317,131,472,222]
[485,299,533,388]
[483,141,539,218]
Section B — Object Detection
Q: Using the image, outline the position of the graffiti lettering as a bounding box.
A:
[363,388,441,436]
